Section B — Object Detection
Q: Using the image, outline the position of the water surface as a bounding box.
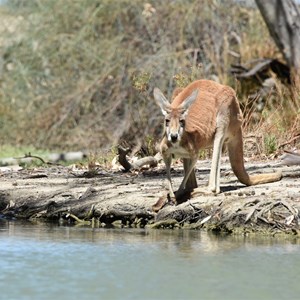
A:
[0,220,299,300]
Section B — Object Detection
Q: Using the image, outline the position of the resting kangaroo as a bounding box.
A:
[154,79,282,203]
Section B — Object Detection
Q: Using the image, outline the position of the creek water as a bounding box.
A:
[0,219,299,300]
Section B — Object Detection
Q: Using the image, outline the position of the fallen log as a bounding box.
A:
[281,150,300,166]
[117,146,161,171]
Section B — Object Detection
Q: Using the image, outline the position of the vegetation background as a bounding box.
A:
[0,0,299,159]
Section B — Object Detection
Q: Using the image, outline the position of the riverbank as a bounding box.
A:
[0,159,299,236]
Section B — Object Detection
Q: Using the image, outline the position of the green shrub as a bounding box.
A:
[0,0,297,156]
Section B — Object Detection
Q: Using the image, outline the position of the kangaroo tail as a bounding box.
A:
[227,128,282,185]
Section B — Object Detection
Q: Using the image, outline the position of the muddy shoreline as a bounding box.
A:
[0,159,300,236]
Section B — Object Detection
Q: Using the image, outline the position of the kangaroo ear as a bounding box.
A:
[153,88,171,116]
[179,89,199,117]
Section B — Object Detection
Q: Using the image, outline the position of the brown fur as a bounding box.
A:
[171,80,229,148]
[153,79,282,203]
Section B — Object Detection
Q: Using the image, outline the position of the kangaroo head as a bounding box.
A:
[153,88,198,144]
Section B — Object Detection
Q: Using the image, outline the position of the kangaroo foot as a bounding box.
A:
[191,187,217,197]
[175,189,193,204]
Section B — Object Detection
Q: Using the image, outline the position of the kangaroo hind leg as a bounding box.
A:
[208,106,231,193]
[208,124,227,193]
[193,112,228,196]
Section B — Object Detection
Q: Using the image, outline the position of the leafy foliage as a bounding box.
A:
[0,0,298,155]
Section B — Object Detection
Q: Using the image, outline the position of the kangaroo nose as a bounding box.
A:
[170,133,178,143]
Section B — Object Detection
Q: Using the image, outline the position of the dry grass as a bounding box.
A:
[241,73,300,158]
[0,0,299,158]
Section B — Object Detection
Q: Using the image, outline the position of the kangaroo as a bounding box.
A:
[153,79,282,204]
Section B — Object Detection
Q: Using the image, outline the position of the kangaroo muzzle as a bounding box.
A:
[170,133,178,143]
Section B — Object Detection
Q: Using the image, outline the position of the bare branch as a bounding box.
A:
[117,146,160,172]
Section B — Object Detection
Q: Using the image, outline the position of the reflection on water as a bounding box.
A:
[0,219,300,300]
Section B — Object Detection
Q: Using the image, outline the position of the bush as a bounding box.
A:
[0,0,298,155]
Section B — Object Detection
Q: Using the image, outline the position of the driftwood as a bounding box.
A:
[231,58,290,82]
[151,196,300,234]
[0,151,87,166]
[281,150,300,166]
[1,159,300,235]
[117,146,161,171]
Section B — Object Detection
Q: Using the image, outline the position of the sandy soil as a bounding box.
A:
[0,159,300,235]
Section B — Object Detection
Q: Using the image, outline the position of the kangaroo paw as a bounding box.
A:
[175,188,193,204]
[192,187,217,197]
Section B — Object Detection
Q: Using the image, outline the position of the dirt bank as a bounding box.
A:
[0,159,299,236]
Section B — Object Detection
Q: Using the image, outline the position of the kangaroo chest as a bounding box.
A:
[166,144,192,159]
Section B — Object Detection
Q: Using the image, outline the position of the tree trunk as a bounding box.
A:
[255,0,300,70]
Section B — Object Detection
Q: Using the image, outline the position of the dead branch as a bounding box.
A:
[132,155,159,169]
[231,59,290,82]
[117,146,161,171]
[280,150,300,166]
[14,153,57,165]
[244,202,261,223]
[278,134,300,149]
[117,146,132,171]
[67,213,91,225]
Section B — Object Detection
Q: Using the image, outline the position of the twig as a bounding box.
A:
[244,202,261,223]
[67,213,91,225]
[280,200,298,216]
[14,152,58,165]
[86,204,95,219]
[278,134,300,149]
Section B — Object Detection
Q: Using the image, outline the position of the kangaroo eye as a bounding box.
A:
[165,119,170,126]
[179,119,185,127]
